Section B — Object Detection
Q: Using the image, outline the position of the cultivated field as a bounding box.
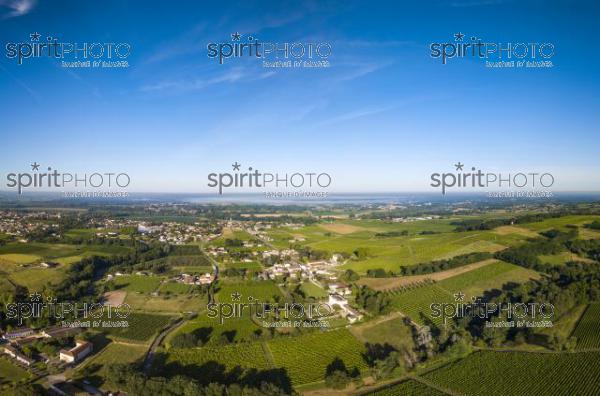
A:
[349,314,415,352]
[160,342,271,383]
[267,329,368,386]
[366,379,446,395]
[80,342,148,387]
[573,303,600,350]
[423,350,600,395]
[101,312,173,342]
[358,259,498,291]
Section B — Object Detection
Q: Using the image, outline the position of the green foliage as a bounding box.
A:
[401,252,492,276]
[354,285,391,314]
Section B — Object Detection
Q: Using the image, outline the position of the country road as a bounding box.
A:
[142,317,185,372]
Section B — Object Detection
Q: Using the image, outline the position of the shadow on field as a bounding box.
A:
[151,352,293,394]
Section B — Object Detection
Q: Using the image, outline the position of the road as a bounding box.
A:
[142,317,185,372]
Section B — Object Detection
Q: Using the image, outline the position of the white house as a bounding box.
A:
[59,340,93,364]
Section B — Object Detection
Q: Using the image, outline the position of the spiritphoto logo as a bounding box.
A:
[430,291,554,327]
[207,161,332,197]
[207,32,331,68]
[5,293,131,327]
[430,162,555,195]
[430,32,554,68]
[5,32,131,68]
[207,292,333,328]
[5,162,131,196]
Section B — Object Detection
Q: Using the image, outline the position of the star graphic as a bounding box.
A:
[454,32,465,42]
[232,162,241,171]
[30,32,41,41]
[231,32,241,41]
[31,162,40,171]
[29,292,42,302]
[454,292,465,302]
[454,162,464,171]
[231,291,242,301]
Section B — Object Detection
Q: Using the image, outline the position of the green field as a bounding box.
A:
[267,329,368,386]
[272,225,526,273]
[124,292,206,313]
[387,261,539,325]
[520,215,600,232]
[101,312,173,342]
[0,242,130,262]
[388,284,454,326]
[350,315,416,352]
[114,275,162,293]
[223,261,263,270]
[367,379,447,395]
[0,242,132,291]
[436,260,539,299]
[300,281,328,299]
[573,304,600,350]
[80,342,148,387]
[172,314,264,346]
[424,350,600,395]
[158,281,193,294]
[0,357,30,385]
[161,342,271,382]
[217,280,283,303]
[539,251,593,265]
[169,280,284,346]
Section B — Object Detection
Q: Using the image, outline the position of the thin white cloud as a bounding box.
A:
[314,95,448,127]
[336,61,393,82]
[0,0,36,18]
[140,68,275,93]
[0,61,40,102]
[315,105,396,127]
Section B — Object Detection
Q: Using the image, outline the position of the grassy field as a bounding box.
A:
[435,260,540,299]
[158,281,193,294]
[267,329,368,386]
[573,304,600,350]
[300,281,328,299]
[217,280,283,303]
[520,215,600,232]
[114,275,162,293]
[366,379,447,395]
[160,342,271,382]
[0,242,130,263]
[539,251,594,265]
[538,304,587,340]
[358,259,497,291]
[268,218,531,275]
[101,312,173,342]
[0,357,30,385]
[80,342,148,387]
[172,314,264,346]
[284,227,526,273]
[0,242,132,291]
[349,314,415,352]
[124,292,206,313]
[223,261,263,270]
[423,350,600,395]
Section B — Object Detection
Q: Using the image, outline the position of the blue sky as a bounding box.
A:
[0,0,599,193]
